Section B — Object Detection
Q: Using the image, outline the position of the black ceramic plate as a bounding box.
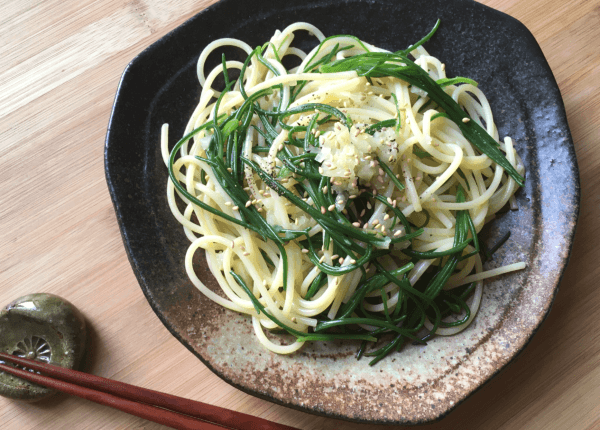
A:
[105,0,579,424]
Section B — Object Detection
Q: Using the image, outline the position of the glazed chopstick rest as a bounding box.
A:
[0,293,87,401]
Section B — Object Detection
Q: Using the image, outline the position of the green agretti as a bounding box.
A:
[168,21,520,365]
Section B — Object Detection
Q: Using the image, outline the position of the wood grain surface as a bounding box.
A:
[1,0,598,428]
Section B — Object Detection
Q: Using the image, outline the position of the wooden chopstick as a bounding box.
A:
[0,352,299,430]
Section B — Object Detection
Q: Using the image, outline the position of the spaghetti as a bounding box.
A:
[161,21,526,364]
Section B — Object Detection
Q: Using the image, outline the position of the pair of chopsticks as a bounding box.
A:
[0,352,299,430]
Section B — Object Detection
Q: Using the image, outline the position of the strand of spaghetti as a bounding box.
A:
[445,262,527,288]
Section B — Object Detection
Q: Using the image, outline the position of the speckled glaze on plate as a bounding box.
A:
[105,0,580,424]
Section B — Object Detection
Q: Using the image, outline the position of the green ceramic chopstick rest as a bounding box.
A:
[0,293,87,401]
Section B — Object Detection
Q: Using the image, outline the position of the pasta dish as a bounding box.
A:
[161,21,526,364]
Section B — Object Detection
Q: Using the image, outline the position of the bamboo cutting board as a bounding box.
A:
[1,0,599,429]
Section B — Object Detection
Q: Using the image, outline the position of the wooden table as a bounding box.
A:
[1,0,598,428]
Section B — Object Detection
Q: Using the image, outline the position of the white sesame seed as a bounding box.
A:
[462,117,470,123]
[232,206,239,211]
[321,206,327,214]
[338,257,344,264]
[352,222,361,227]
[328,204,335,212]
[245,201,252,207]
[302,249,309,254]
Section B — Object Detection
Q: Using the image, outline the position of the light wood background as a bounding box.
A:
[1,0,598,428]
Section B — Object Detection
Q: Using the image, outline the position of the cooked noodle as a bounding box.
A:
[161,22,526,360]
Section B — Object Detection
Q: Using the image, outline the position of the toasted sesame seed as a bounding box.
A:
[328,204,335,211]
[302,249,309,254]
[232,206,239,211]
[322,186,328,193]
[350,259,357,264]
[394,230,402,237]
[462,117,470,123]
[372,219,380,226]
[332,254,339,260]
[321,206,327,214]
[227,167,232,172]
[225,202,232,206]
[352,222,361,227]
[384,214,390,220]
[338,257,344,264]
[245,201,252,207]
